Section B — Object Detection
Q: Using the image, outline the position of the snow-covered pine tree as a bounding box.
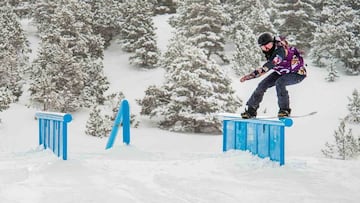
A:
[104,92,126,120]
[170,0,229,63]
[129,31,159,68]
[30,38,85,112]
[325,59,339,82]
[33,0,106,62]
[81,59,110,107]
[0,87,14,114]
[154,0,178,14]
[32,0,58,34]
[301,0,328,21]
[322,120,359,160]
[345,89,360,123]
[86,91,140,138]
[87,91,138,137]
[311,30,334,68]
[271,0,317,51]
[0,4,30,101]
[119,0,154,52]
[140,34,190,117]
[158,34,188,72]
[322,0,360,10]
[86,105,107,137]
[224,0,274,39]
[138,85,170,117]
[30,0,108,111]
[312,4,360,75]
[105,91,139,129]
[84,0,122,49]
[231,23,262,76]
[0,1,20,8]
[139,39,242,133]
[118,0,141,52]
[67,1,109,107]
[1,0,34,18]
[119,0,159,68]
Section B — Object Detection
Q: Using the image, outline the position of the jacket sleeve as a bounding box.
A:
[262,46,286,70]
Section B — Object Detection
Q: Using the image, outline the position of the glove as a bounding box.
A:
[240,67,269,82]
[240,74,254,82]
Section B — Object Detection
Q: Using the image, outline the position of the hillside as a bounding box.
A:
[0,15,359,203]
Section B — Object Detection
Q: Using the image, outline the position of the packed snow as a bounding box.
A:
[0,15,360,203]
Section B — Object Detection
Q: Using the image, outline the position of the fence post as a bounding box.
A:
[106,99,130,149]
[35,112,72,160]
[222,117,292,166]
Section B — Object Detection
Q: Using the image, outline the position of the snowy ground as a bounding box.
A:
[1,15,360,203]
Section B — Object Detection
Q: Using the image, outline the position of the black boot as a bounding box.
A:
[278,108,291,118]
[241,107,257,119]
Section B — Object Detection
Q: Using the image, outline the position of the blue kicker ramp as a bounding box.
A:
[222,115,293,166]
[106,99,130,149]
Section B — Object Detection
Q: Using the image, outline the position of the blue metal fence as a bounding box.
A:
[222,117,293,165]
[106,99,130,149]
[35,112,72,160]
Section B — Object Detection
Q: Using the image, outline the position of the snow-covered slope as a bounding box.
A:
[0,15,359,203]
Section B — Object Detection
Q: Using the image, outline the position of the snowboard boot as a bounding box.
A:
[278,108,291,118]
[241,107,257,119]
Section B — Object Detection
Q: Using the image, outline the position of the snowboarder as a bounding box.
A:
[240,32,307,118]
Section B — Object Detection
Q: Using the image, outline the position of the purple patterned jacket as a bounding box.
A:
[263,45,306,75]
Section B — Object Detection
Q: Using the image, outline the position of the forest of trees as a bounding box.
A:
[0,0,359,134]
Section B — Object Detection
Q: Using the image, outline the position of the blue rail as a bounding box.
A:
[222,117,293,166]
[35,112,72,160]
[106,99,130,149]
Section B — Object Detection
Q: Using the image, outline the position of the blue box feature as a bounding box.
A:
[222,117,292,166]
[35,112,72,160]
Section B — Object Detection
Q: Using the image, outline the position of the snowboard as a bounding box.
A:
[256,111,317,119]
[217,111,317,120]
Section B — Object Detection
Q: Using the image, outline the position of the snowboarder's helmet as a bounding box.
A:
[258,33,274,46]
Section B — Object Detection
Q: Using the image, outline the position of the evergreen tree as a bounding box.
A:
[0,4,30,101]
[139,39,242,133]
[2,0,35,18]
[81,59,110,107]
[119,0,154,52]
[224,0,274,38]
[312,4,360,75]
[0,87,14,114]
[86,105,107,137]
[231,23,262,76]
[32,0,58,34]
[129,34,159,68]
[119,0,159,68]
[158,34,187,72]
[30,0,108,111]
[105,92,126,121]
[322,0,360,10]
[170,0,229,63]
[104,92,139,130]
[311,29,334,68]
[224,0,266,73]
[86,92,139,138]
[322,120,359,160]
[271,0,317,51]
[346,89,360,123]
[301,0,326,24]
[84,0,122,48]
[30,38,85,112]
[325,59,339,82]
[154,0,178,14]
